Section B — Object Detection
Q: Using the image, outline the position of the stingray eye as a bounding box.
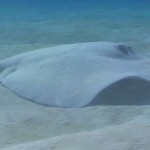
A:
[118,45,129,54]
[118,45,133,55]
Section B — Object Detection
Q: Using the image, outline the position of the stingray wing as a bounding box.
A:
[0,42,150,108]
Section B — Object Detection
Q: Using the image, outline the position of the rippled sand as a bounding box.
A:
[0,1,150,149]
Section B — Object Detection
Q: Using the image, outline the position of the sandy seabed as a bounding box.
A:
[0,3,150,149]
[0,85,150,150]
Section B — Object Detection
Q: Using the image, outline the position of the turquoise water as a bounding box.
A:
[0,1,150,147]
[0,0,150,59]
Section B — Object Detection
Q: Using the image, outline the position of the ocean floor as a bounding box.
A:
[0,85,150,149]
[0,1,150,60]
[0,0,150,149]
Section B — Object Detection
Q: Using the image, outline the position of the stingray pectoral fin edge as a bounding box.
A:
[85,76,150,106]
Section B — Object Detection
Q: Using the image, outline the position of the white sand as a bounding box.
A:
[1,2,150,149]
[2,122,150,150]
[0,85,150,149]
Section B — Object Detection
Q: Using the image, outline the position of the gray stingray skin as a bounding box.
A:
[0,42,150,108]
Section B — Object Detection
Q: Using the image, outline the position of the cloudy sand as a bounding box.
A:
[0,85,150,149]
[0,0,150,149]
[2,122,150,150]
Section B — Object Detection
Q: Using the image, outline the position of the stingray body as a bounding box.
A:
[0,42,150,108]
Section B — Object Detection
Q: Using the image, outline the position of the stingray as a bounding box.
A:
[0,42,150,108]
